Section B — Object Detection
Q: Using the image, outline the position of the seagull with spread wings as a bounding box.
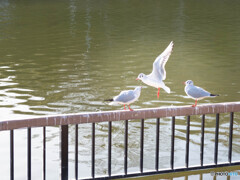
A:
[136,41,174,98]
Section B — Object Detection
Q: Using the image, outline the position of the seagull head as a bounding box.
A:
[134,86,142,97]
[136,73,146,81]
[134,86,142,91]
[184,80,194,85]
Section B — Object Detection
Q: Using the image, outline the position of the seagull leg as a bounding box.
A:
[128,105,133,111]
[124,105,126,110]
[157,88,161,99]
[192,100,198,107]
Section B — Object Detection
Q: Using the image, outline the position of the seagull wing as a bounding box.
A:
[114,90,136,103]
[186,85,211,99]
[149,41,174,81]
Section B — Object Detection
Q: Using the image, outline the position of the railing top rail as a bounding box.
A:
[1,102,240,131]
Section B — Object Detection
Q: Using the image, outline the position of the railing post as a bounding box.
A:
[60,125,68,180]
[185,116,190,168]
[200,115,205,166]
[214,114,219,165]
[155,118,160,171]
[43,127,46,180]
[10,130,14,180]
[171,116,175,169]
[75,125,78,180]
[92,123,95,178]
[140,119,144,173]
[28,128,31,180]
[228,112,234,163]
[108,121,112,177]
[124,120,128,175]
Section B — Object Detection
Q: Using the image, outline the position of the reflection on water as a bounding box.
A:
[0,0,240,179]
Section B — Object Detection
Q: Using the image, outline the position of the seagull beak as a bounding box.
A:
[183,81,186,85]
[136,78,139,81]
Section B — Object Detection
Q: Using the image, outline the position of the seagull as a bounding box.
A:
[184,80,219,107]
[104,87,142,111]
[136,41,174,99]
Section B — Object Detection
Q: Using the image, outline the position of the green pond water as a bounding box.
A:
[0,0,240,179]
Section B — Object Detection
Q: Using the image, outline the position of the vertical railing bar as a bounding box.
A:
[155,118,160,171]
[61,125,68,180]
[185,116,190,168]
[43,127,46,180]
[10,130,14,180]
[75,124,78,180]
[214,113,219,165]
[227,174,231,180]
[171,116,175,170]
[92,123,95,178]
[108,121,112,177]
[228,112,234,163]
[27,128,31,180]
[200,115,205,167]
[124,120,128,175]
[140,119,144,173]
[213,175,216,180]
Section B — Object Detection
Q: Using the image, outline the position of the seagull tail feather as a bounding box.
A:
[104,98,114,101]
[162,86,171,94]
[210,94,219,97]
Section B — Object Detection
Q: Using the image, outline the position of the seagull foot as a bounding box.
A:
[128,105,133,111]
[192,100,198,107]
[157,88,160,99]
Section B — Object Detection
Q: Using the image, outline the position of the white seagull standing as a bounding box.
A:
[105,87,142,111]
[184,80,219,107]
[136,41,174,99]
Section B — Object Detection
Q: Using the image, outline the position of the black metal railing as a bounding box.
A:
[124,120,128,175]
[200,115,205,167]
[1,102,240,180]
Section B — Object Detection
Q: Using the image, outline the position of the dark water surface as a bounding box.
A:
[0,0,240,179]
